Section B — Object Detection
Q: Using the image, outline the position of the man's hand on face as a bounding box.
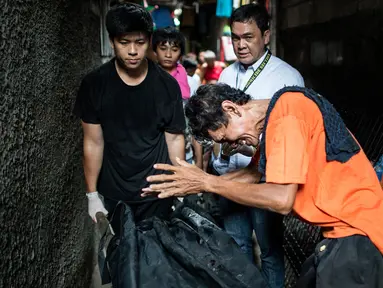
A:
[141,158,210,199]
[221,142,240,157]
[221,142,256,158]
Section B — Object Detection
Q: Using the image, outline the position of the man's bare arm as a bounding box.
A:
[206,177,297,215]
[143,160,297,215]
[165,132,185,166]
[82,121,104,192]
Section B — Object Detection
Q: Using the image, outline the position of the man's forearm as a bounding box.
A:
[165,133,185,165]
[83,140,104,192]
[204,176,296,215]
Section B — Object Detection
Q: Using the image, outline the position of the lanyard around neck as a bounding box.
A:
[236,50,272,92]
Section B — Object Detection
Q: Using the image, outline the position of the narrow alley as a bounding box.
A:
[1,0,383,288]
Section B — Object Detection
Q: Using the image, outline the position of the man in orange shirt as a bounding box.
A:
[142,84,383,287]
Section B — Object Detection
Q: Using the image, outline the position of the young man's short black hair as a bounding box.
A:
[229,3,270,34]
[106,3,153,39]
[152,27,186,55]
[185,84,251,142]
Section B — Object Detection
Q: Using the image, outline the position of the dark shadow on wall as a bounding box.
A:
[279,10,383,161]
[0,0,103,287]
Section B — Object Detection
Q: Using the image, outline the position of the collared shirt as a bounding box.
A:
[219,52,304,99]
[187,75,199,96]
[170,63,191,100]
[213,52,305,173]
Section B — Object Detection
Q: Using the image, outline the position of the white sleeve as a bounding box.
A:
[218,67,229,84]
[265,68,305,98]
[275,68,305,88]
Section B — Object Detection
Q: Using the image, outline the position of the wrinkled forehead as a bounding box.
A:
[231,20,261,36]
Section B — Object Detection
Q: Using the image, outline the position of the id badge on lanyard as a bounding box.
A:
[235,49,271,92]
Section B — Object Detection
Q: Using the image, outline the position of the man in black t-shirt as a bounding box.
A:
[74,3,185,222]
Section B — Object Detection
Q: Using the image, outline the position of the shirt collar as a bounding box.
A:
[170,63,180,77]
[238,50,268,72]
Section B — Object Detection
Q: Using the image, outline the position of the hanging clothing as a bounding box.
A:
[216,0,232,18]
[151,6,175,29]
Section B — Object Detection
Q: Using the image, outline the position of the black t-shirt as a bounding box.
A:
[74,59,185,203]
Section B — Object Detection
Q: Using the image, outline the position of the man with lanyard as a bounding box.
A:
[214,4,304,288]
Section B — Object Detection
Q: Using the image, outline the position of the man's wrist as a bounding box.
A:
[202,174,218,194]
[86,191,99,198]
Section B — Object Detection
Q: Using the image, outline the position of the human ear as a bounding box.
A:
[221,101,241,117]
[109,37,115,49]
[263,30,270,46]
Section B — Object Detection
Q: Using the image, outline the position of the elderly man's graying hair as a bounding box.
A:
[185,84,251,142]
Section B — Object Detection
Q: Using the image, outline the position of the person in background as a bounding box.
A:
[152,27,190,101]
[152,28,203,168]
[74,3,185,224]
[198,51,205,65]
[200,50,226,84]
[212,4,304,288]
[182,57,203,169]
[182,56,201,90]
[183,120,203,169]
[195,50,205,83]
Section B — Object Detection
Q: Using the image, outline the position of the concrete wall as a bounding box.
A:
[278,0,383,160]
[280,0,383,29]
[1,1,102,287]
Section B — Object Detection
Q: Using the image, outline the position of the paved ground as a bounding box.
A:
[90,263,111,288]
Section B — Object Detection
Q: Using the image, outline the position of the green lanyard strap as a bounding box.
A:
[236,50,272,92]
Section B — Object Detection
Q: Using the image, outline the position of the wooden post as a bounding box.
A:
[268,0,277,56]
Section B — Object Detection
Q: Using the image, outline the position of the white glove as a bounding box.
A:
[86,192,108,223]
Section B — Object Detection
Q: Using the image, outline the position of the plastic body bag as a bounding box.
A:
[99,201,268,288]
